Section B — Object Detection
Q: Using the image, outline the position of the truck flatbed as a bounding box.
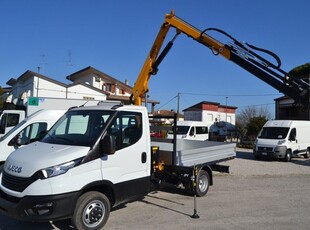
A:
[151,139,236,167]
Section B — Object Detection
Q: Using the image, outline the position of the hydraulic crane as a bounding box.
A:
[130,11,310,109]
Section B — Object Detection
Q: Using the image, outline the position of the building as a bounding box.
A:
[5,69,107,106]
[183,101,237,124]
[275,94,310,120]
[66,66,132,103]
[183,101,238,139]
[275,63,310,120]
[274,96,310,120]
[3,66,159,111]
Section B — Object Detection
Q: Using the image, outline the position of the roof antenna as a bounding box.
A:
[38,53,47,73]
[66,50,74,76]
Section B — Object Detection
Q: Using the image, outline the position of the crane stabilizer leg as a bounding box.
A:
[191,165,200,219]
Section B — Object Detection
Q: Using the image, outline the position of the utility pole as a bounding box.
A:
[225,96,228,140]
[177,92,180,120]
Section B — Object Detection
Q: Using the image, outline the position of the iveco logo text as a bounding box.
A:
[7,165,22,173]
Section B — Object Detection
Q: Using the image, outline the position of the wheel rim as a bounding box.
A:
[198,174,208,193]
[286,152,291,161]
[83,200,105,228]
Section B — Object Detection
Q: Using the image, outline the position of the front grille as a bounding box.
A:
[258,146,273,152]
[1,171,40,192]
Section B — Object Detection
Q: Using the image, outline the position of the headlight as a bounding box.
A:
[277,139,286,145]
[40,159,80,179]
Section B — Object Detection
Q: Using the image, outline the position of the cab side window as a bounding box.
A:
[107,112,142,150]
[15,122,48,145]
[289,128,296,141]
[196,126,208,134]
[0,113,20,134]
[7,114,20,128]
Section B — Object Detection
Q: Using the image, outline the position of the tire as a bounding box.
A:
[304,148,310,159]
[284,150,292,162]
[254,155,262,160]
[71,191,110,230]
[195,170,210,197]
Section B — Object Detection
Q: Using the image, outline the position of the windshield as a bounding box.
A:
[41,110,112,147]
[258,127,290,139]
[168,126,190,135]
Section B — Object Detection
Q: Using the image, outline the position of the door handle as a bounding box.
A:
[141,152,147,163]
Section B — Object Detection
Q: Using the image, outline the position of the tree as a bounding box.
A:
[289,62,310,78]
[247,116,267,142]
[236,105,271,144]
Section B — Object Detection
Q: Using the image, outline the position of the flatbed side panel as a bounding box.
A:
[176,142,236,167]
[151,140,236,167]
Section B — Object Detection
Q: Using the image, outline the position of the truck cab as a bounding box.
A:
[0,110,25,138]
[253,120,310,161]
[0,110,65,169]
[167,121,210,141]
[0,103,152,228]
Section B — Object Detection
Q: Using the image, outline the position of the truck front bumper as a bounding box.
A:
[253,146,287,160]
[0,189,79,222]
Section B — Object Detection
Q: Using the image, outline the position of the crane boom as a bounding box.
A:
[130,11,310,108]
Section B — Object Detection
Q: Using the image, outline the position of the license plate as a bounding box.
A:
[262,152,267,156]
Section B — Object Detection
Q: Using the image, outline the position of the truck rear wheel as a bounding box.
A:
[196,170,210,197]
[72,191,110,230]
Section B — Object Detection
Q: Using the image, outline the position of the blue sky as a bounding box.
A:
[1,0,310,117]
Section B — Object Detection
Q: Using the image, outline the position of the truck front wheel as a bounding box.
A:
[304,148,310,159]
[196,170,210,197]
[72,191,110,230]
[284,150,292,162]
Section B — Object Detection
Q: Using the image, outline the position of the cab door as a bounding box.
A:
[288,128,299,154]
[187,126,196,140]
[101,111,150,200]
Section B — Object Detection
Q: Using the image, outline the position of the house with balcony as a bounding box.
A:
[2,66,159,112]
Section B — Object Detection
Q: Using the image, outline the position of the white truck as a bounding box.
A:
[1,8,310,228]
[0,103,235,229]
[253,120,310,161]
[0,97,101,138]
[0,97,102,169]
[0,110,66,169]
[166,120,211,141]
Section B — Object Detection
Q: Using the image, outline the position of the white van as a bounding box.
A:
[253,120,310,161]
[167,121,210,141]
[0,110,65,169]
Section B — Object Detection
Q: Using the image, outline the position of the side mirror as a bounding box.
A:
[37,130,48,140]
[8,134,22,147]
[100,135,116,155]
